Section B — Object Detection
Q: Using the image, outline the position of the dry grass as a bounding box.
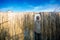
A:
[0,12,60,40]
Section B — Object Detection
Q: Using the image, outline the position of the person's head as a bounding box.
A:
[36,16,39,20]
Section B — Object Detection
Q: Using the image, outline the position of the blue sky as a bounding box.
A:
[0,0,60,12]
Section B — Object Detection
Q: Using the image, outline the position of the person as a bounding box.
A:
[34,15,41,40]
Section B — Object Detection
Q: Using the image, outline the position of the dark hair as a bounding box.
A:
[36,16,39,20]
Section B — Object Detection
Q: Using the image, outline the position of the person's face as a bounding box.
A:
[36,16,39,20]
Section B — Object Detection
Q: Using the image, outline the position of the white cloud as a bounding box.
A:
[26,4,60,12]
[0,7,13,12]
[0,4,60,12]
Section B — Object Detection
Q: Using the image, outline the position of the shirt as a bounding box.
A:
[34,20,41,33]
